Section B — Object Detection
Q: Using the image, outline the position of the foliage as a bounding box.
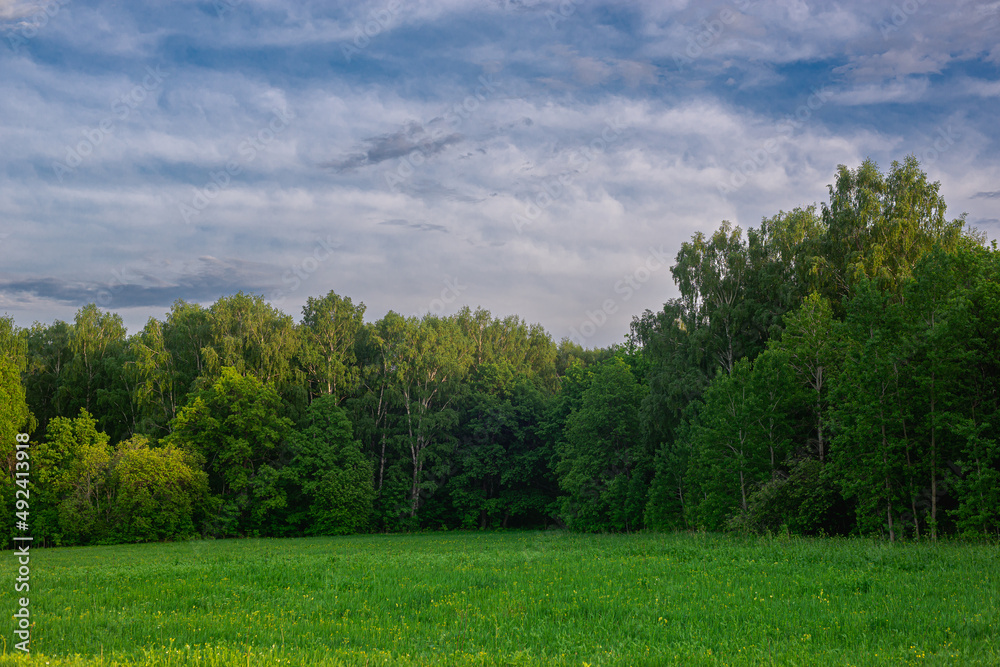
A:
[199,293,303,401]
[0,317,35,544]
[556,357,648,531]
[299,291,365,403]
[33,408,112,545]
[818,155,967,299]
[165,367,295,537]
[283,394,374,535]
[106,434,212,543]
[0,316,34,446]
[448,373,556,529]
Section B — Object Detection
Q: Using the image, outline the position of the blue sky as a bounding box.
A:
[1,0,998,348]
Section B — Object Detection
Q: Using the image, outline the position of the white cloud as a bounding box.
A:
[962,77,1000,98]
[827,77,930,106]
[0,0,46,20]
[835,49,950,82]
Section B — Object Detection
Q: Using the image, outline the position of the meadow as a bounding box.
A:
[1,531,998,666]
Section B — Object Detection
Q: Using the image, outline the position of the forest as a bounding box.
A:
[2,156,998,546]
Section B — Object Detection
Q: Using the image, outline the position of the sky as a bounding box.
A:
[1,0,998,348]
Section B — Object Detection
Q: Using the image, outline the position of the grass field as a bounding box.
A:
[1,531,998,666]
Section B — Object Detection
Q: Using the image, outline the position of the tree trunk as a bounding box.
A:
[816,364,824,462]
[886,480,894,543]
[930,370,938,541]
[882,412,894,543]
[410,454,421,518]
[739,468,747,513]
[377,435,386,491]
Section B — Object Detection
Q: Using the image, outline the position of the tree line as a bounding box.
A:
[1,156,998,545]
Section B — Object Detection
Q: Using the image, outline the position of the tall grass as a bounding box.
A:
[2,531,997,665]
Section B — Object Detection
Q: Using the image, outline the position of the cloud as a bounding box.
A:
[378,218,449,233]
[320,124,463,173]
[572,57,615,86]
[827,78,930,106]
[0,0,42,20]
[835,49,950,82]
[973,190,1000,199]
[637,1,867,67]
[0,256,280,309]
[962,78,1000,98]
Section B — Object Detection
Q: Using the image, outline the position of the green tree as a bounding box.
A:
[557,357,647,532]
[396,315,470,522]
[0,316,34,447]
[162,300,212,396]
[107,434,211,542]
[201,292,301,389]
[34,409,112,545]
[449,369,556,529]
[57,304,134,442]
[0,316,36,544]
[21,319,72,437]
[899,248,974,539]
[644,400,698,531]
[166,367,294,536]
[685,359,759,529]
[746,206,825,341]
[456,307,558,390]
[746,348,797,475]
[774,293,842,463]
[830,280,908,540]
[818,156,968,300]
[949,244,1000,537]
[129,318,180,436]
[349,312,415,529]
[299,291,365,403]
[728,348,844,535]
[640,211,821,532]
[671,221,751,374]
[284,395,374,535]
[555,338,614,377]
[637,302,708,530]
[63,305,127,411]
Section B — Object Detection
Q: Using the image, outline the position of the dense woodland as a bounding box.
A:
[2,156,999,545]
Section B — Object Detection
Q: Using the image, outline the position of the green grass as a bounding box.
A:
[1,531,998,665]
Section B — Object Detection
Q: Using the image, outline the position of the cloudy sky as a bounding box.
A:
[1,0,998,347]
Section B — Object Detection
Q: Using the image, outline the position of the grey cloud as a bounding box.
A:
[488,0,546,12]
[973,190,1000,199]
[321,123,463,173]
[0,256,280,308]
[378,176,487,204]
[378,219,449,233]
